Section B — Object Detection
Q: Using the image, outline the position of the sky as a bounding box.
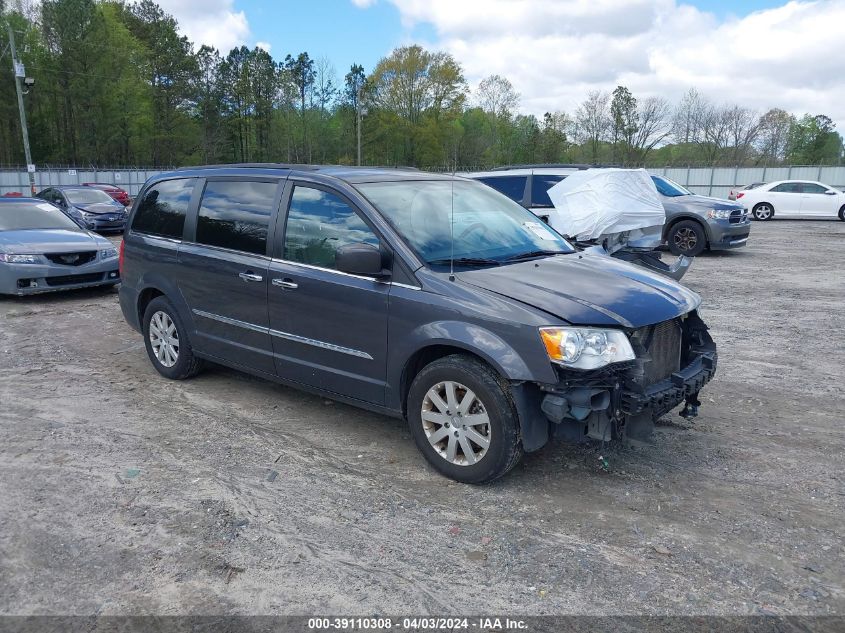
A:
[155,0,845,131]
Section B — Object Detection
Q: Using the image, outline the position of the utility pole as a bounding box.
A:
[356,84,368,167]
[356,85,362,166]
[7,24,36,195]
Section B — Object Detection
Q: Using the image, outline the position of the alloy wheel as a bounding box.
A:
[149,310,179,368]
[421,381,491,466]
[754,204,772,220]
[673,227,698,253]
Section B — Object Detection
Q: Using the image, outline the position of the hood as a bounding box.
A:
[663,194,744,212]
[456,252,700,328]
[74,202,124,215]
[0,229,106,254]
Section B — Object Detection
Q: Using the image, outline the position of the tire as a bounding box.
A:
[752,203,774,221]
[838,205,845,221]
[406,354,524,484]
[667,220,707,257]
[142,296,204,380]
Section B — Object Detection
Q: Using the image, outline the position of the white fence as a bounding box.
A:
[0,167,169,197]
[651,165,845,198]
[2,164,844,200]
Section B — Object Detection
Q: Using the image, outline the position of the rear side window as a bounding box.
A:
[771,182,801,193]
[478,176,527,204]
[284,185,379,270]
[800,183,827,194]
[196,180,278,255]
[531,175,565,208]
[132,178,194,239]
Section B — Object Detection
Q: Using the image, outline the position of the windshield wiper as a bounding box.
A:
[503,250,565,262]
[427,257,501,267]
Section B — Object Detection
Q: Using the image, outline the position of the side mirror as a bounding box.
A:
[824,190,836,195]
[336,243,389,278]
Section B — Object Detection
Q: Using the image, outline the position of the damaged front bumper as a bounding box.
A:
[513,311,717,450]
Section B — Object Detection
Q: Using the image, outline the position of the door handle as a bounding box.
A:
[239,272,263,282]
[272,278,298,290]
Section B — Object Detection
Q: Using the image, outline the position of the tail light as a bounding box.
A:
[736,192,744,199]
[118,238,125,276]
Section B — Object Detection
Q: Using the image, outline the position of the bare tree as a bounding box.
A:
[632,96,672,163]
[672,88,708,145]
[575,90,610,163]
[756,108,794,164]
[722,105,760,164]
[475,74,520,118]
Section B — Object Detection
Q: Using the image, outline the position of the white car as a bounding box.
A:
[737,180,845,221]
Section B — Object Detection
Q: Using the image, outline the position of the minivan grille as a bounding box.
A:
[45,251,97,266]
[631,319,682,385]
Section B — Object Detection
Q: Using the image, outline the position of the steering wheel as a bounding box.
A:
[458,222,488,239]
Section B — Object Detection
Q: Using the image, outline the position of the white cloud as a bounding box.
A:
[379,0,845,131]
[255,41,272,52]
[155,0,250,53]
[352,0,379,7]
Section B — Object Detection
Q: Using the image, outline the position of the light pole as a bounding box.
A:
[7,24,36,195]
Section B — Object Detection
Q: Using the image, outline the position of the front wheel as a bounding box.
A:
[752,203,774,221]
[667,220,707,257]
[142,296,204,380]
[838,205,845,221]
[407,355,523,484]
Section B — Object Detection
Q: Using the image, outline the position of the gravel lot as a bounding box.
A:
[0,220,843,616]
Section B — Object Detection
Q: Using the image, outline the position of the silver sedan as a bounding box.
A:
[0,198,121,295]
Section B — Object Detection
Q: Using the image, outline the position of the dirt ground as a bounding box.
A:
[0,220,843,617]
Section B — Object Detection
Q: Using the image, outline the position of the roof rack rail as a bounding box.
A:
[175,163,320,171]
[489,163,622,171]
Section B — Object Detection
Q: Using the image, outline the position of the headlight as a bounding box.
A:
[707,209,733,220]
[0,253,43,264]
[539,327,635,369]
[99,247,118,260]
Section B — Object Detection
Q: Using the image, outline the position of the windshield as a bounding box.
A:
[356,179,575,267]
[651,175,691,197]
[63,188,115,205]
[0,202,82,231]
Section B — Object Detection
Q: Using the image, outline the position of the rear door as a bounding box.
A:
[798,182,838,216]
[768,182,804,215]
[267,181,390,405]
[177,177,282,375]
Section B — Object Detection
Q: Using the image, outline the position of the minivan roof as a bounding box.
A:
[167,163,454,184]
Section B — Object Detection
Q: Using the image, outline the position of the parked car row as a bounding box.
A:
[0,197,120,295]
[5,162,839,484]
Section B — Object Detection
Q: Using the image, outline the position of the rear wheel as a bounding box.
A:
[142,296,204,380]
[752,203,774,221]
[407,354,523,484]
[667,220,707,257]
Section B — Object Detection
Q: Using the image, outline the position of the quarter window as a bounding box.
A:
[478,176,528,204]
[771,182,801,193]
[800,183,827,194]
[531,175,565,208]
[196,180,277,255]
[284,186,379,270]
[132,178,194,239]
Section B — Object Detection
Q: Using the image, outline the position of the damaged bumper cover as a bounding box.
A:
[512,312,717,450]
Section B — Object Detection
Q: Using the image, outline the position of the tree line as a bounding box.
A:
[2,0,843,169]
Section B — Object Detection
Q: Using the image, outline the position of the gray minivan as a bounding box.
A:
[119,164,717,483]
